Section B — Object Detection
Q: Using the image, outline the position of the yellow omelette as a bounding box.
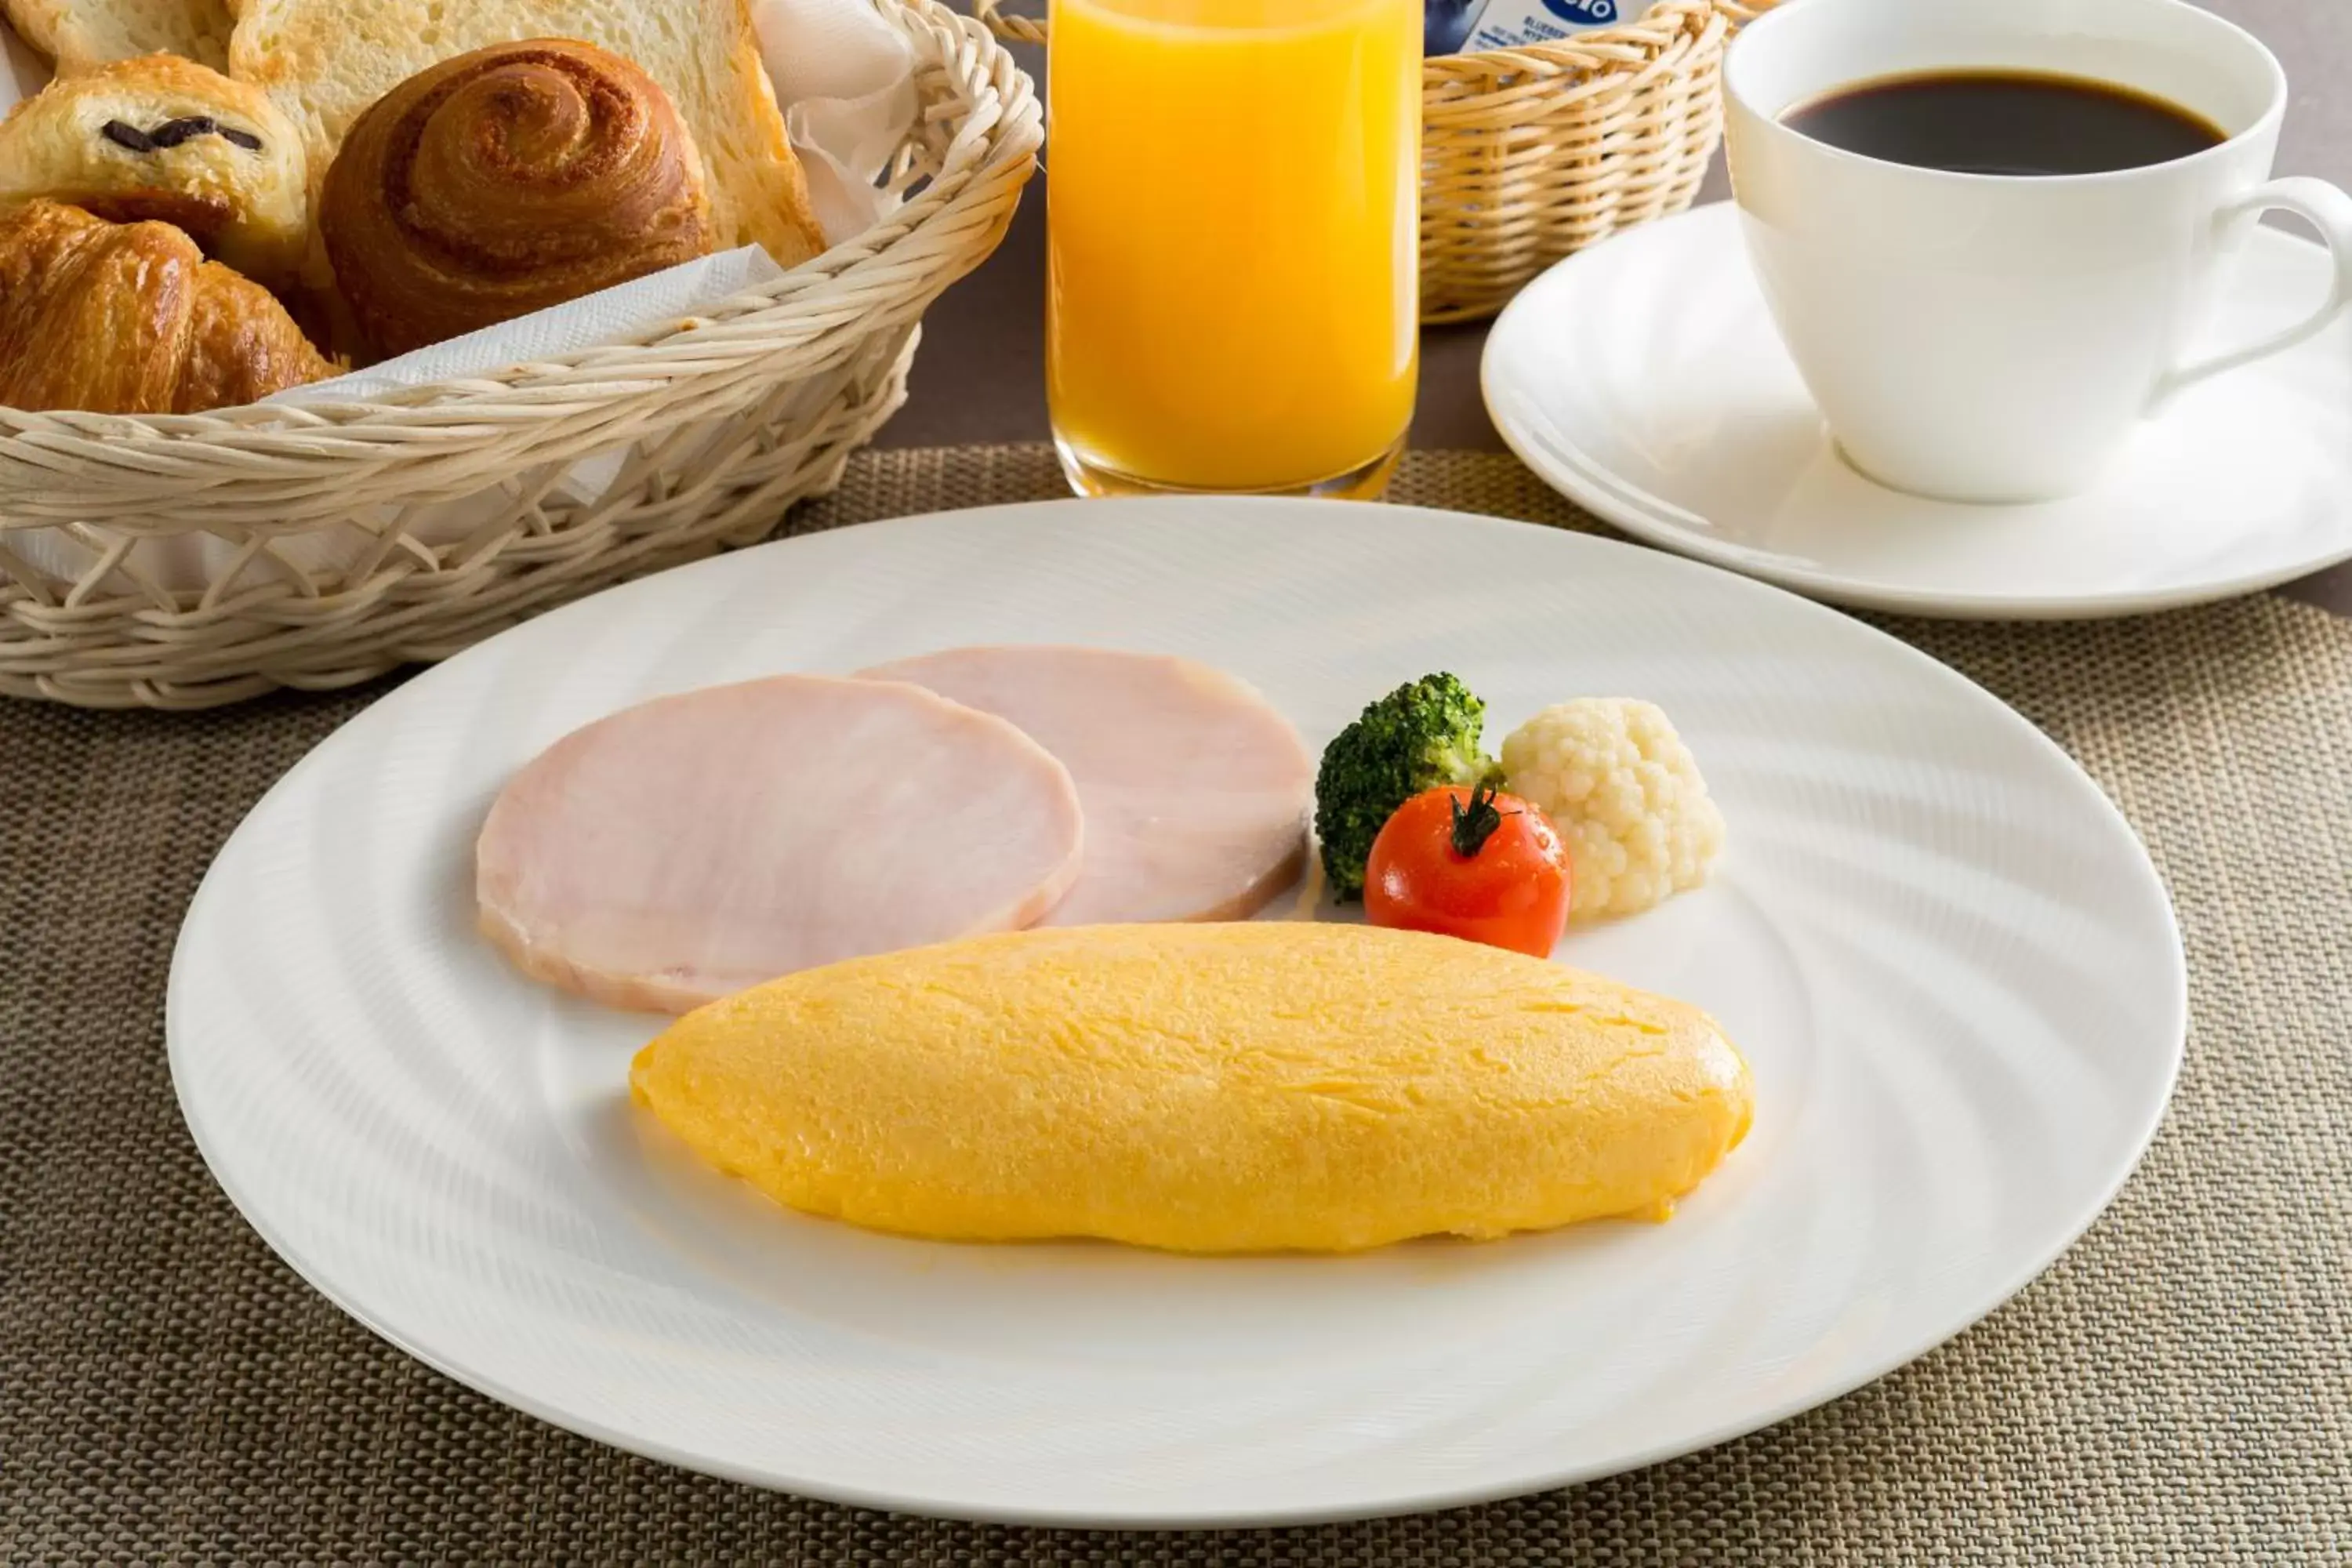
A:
[630,923,1754,1254]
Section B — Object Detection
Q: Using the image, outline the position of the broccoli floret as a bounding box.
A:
[1313,673,1504,901]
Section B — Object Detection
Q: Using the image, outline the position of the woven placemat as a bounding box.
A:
[3,446,2347,1564]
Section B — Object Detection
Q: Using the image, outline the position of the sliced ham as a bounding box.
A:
[858,646,1313,927]
[476,674,1084,1013]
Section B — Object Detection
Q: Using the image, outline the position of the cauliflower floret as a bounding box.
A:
[1501,699,1725,924]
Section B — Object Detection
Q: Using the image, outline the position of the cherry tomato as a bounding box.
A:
[1363,783,1572,957]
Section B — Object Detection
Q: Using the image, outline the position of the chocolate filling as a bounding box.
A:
[101,118,265,154]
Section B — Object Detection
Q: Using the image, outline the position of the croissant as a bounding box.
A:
[320,39,719,359]
[0,199,336,414]
[0,54,311,289]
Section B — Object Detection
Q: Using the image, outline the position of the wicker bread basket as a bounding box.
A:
[980,0,1768,324]
[0,0,1040,710]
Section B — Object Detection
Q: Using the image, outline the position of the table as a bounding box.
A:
[887,0,2352,616]
[5,445,2349,1565]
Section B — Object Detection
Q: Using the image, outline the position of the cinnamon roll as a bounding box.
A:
[318,39,717,358]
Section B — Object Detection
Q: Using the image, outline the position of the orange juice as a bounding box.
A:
[1046,0,1421,495]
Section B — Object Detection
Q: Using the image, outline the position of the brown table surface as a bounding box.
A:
[883,0,2352,617]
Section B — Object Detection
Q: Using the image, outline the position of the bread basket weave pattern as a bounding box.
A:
[979,0,1768,324]
[0,0,1041,710]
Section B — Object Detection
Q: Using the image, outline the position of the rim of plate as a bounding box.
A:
[1482,207,2352,621]
[167,497,2190,1527]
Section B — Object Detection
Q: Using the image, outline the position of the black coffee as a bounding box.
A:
[1781,70,2226,176]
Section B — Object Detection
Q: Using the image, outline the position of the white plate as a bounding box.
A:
[169,499,2185,1526]
[1483,201,2352,619]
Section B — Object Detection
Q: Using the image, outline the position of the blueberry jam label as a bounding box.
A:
[1465,0,1644,47]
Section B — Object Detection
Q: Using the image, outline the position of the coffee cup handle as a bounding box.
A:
[2154,176,2352,408]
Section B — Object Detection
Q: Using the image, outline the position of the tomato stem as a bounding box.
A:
[1448,781,1515,858]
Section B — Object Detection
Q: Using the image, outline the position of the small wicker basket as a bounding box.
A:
[979,0,1768,324]
[0,0,1041,710]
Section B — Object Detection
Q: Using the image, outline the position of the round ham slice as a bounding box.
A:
[476,675,1084,1013]
[858,647,1313,927]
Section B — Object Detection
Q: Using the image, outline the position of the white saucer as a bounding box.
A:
[1483,202,2352,619]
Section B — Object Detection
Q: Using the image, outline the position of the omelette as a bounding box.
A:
[629,923,1754,1254]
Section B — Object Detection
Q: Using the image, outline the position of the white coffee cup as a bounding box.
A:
[1724,0,2352,504]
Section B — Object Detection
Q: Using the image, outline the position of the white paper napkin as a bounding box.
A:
[755,0,921,245]
[271,245,790,407]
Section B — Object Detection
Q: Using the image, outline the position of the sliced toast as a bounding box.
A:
[3,0,237,74]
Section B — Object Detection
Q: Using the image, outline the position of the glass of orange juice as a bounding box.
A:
[1046,0,1421,499]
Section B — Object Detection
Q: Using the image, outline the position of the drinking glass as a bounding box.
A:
[1045,0,1421,499]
